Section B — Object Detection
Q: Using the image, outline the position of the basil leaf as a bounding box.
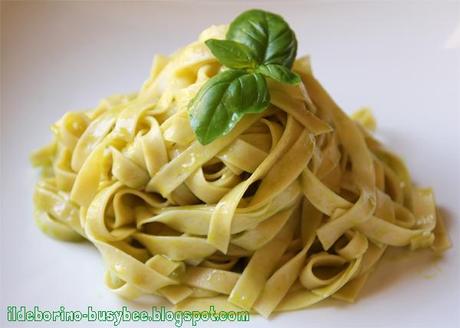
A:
[189,70,270,145]
[257,64,301,85]
[226,9,297,68]
[205,39,257,69]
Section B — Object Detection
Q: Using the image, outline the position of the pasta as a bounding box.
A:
[31,24,451,317]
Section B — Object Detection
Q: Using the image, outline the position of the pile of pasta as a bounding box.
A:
[31,25,451,317]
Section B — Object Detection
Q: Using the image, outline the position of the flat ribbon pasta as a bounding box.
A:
[31,25,451,318]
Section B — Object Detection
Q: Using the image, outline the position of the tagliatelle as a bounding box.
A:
[31,24,451,317]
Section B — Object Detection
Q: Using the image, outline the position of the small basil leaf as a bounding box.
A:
[227,9,297,68]
[189,70,270,145]
[205,39,257,69]
[257,64,301,85]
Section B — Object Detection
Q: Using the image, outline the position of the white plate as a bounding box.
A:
[1,1,459,327]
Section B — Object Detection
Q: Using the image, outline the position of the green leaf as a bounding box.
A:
[257,64,301,85]
[226,9,297,68]
[205,39,257,69]
[189,70,270,145]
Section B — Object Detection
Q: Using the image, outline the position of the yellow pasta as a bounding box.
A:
[31,24,451,318]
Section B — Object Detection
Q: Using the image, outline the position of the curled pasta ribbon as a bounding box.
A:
[300,252,349,289]
[334,231,368,260]
[30,24,451,317]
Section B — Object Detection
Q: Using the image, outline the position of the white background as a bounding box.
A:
[1,1,459,327]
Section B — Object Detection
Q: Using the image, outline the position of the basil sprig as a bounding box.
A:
[189,9,300,145]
